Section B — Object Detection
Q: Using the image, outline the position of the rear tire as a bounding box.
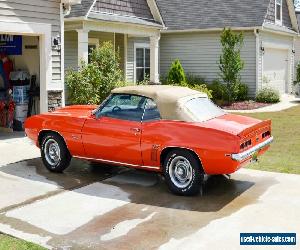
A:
[41,133,71,173]
[163,149,204,196]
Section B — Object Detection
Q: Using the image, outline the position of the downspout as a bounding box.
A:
[254,29,260,94]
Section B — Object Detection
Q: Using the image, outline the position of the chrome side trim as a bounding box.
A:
[231,137,274,162]
[74,155,161,170]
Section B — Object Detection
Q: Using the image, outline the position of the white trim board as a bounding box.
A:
[133,42,150,84]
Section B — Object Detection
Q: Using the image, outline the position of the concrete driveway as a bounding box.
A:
[0,133,299,249]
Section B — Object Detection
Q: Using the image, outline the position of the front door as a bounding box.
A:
[82,94,146,166]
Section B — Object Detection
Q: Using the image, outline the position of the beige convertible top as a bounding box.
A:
[112,85,208,121]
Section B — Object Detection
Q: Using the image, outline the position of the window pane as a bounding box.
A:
[88,45,96,63]
[143,98,161,121]
[145,48,150,68]
[185,97,225,122]
[136,68,144,83]
[145,68,150,80]
[136,48,144,67]
[276,0,281,21]
[276,4,281,20]
[100,94,146,121]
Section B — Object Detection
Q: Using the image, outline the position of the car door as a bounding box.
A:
[82,94,146,166]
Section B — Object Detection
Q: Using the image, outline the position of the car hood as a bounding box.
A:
[201,113,271,136]
[49,105,98,118]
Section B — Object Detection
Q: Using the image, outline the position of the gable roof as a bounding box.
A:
[66,0,157,22]
[155,0,271,31]
[66,0,94,18]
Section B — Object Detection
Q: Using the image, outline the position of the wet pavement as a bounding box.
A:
[0,136,299,249]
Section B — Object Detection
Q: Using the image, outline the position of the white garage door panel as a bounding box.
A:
[263,48,288,94]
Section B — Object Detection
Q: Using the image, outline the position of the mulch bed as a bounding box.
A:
[221,100,271,110]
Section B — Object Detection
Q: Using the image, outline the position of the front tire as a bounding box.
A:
[41,133,71,173]
[163,149,204,196]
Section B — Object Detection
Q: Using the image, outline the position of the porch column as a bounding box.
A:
[150,34,160,84]
[77,29,89,66]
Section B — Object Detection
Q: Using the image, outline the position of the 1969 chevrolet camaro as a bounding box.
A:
[25,85,273,195]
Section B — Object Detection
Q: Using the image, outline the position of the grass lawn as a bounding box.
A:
[239,105,300,174]
[0,234,45,250]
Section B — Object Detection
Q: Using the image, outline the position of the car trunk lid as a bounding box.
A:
[202,113,272,152]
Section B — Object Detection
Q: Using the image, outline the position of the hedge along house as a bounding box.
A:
[156,0,299,97]
[0,0,81,113]
[64,0,163,89]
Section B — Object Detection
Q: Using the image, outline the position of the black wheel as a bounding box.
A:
[163,149,204,196]
[41,133,71,173]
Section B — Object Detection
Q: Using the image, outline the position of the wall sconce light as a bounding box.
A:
[292,49,296,54]
[52,35,61,53]
[260,46,265,54]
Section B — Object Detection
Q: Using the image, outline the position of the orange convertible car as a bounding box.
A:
[25,85,273,195]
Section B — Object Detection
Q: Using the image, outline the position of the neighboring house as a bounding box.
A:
[65,0,299,98]
[64,0,163,86]
[156,0,299,97]
[0,0,79,113]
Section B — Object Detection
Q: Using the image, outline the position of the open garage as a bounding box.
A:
[0,0,67,133]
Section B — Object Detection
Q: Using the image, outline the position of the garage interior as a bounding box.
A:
[0,34,40,133]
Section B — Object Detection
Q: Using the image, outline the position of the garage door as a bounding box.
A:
[263,48,288,94]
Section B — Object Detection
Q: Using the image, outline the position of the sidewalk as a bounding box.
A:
[229,94,300,113]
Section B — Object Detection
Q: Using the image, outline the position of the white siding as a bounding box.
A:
[126,37,149,83]
[160,32,257,96]
[0,0,62,82]
[259,31,294,93]
[65,31,78,71]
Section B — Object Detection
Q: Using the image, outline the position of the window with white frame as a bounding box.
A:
[135,44,150,83]
[275,0,282,24]
[88,38,99,63]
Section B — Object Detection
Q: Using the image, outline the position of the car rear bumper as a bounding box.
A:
[231,137,274,162]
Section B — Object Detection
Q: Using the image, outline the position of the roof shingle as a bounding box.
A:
[155,0,271,30]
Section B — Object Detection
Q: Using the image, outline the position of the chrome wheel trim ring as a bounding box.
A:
[44,139,61,166]
[169,156,193,189]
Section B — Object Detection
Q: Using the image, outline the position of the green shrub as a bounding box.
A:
[207,80,228,101]
[186,74,206,87]
[191,84,213,99]
[219,28,244,103]
[167,59,187,85]
[294,62,300,85]
[235,83,248,101]
[256,88,280,103]
[66,41,123,105]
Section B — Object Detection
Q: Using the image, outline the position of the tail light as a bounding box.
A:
[262,131,271,139]
[240,139,252,150]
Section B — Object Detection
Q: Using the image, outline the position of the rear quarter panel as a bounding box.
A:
[141,120,240,174]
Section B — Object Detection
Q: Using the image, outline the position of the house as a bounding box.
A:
[157,0,299,97]
[65,0,299,98]
[0,0,79,114]
[64,0,163,85]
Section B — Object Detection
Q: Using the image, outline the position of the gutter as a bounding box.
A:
[262,23,298,37]
[161,26,262,34]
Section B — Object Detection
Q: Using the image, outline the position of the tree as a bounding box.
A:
[219,28,244,103]
[167,59,187,85]
[66,42,124,105]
